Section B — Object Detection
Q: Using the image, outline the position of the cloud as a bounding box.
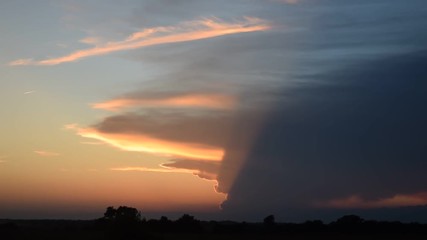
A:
[221,50,427,220]
[79,37,102,45]
[163,159,221,181]
[110,159,220,181]
[110,166,195,174]
[318,193,427,209]
[34,150,60,157]
[69,107,264,194]
[71,126,224,161]
[92,93,236,111]
[91,112,234,149]
[64,123,79,130]
[8,58,34,66]
[80,141,104,145]
[24,91,35,95]
[111,159,221,183]
[9,17,270,66]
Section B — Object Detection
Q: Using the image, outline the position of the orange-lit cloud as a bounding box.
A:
[70,126,224,161]
[9,58,34,66]
[79,37,102,45]
[92,93,236,111]
[318,193,427,209]
[64,123,79,130]
[10,17,270,66]
[80,141,104,145]
[110,166,196,174]
[34,150,60,157]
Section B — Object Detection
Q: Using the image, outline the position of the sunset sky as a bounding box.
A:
[1,0,427,222]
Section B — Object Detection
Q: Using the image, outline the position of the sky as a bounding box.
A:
[1,0,427,222]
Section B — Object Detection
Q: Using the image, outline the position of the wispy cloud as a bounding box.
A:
[9,58,34,66]
[111,164,218,182]
[110,166,195,174]
[317,193,427,209]
[10,17,270,66]
[92,93,236,111]
[79,37,102,45]
[24,91,35,95]
[80,141,104,145]
[64,123,79,130]
[34,150,60,157]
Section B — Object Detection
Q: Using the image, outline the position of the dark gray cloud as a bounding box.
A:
[215,0,427,221]
[94,111,233,148]
[221,50,427,221]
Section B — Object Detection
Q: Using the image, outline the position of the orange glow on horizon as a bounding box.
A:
[72,127,224,161]
[318,193,427,209]
[92,93,236,111]
[0,167,227,213]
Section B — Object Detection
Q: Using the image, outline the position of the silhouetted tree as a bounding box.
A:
[160,216,170,223]
[177,214,196,224]
[102,206,141,224]
[103,206,117,220]
[115,206,141,222]
[335,215,364,225]
[176,214,201,232]
[264,215,275,225]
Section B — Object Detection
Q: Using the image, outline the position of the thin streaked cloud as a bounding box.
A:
[9,58,34,66]
[64,123,78,130]
[34,150,60,157]
[9,17,270,66]
[110,166,195,174]
[80,141,105,145]
[68,125,224,161]
[79,37,102,45]
[92,93,236,111]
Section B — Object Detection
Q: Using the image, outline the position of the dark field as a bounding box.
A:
[2,214,427,240]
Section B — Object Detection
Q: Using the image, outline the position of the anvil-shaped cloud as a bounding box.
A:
[69,84,265,195]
